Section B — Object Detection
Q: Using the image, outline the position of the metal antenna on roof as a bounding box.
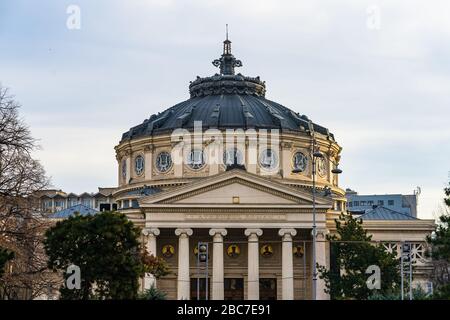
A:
[212,23,242,75]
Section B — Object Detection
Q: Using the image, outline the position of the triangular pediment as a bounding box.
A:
[139,169,332,208]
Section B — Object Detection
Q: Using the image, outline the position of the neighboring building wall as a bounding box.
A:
[345,189,419,217]
[37,188,117,213]
[362,219,435,294]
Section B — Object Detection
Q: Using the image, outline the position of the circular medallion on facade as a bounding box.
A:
[292,152,308,172]
[223,148,244,166]
[293,245,305,258]
[186,149,206,170]
[134,155,144,176]
[121,159,127,181]
[155,151,172,173]
[260,244,273,257]
[317,157,327,177]
[226,244,241,257]
[161,244,175,258]
[259,149,278,170]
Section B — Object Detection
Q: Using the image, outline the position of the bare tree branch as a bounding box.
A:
[0,84,55,299]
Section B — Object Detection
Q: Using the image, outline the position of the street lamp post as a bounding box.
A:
[292,133,342,300]
[311,142,322,300]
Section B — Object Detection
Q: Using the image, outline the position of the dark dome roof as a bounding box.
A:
[121,38,334,142]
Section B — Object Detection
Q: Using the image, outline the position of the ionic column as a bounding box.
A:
[175,228,193,300]
[278,228,297,300]
[209,228,227,300]
[142,228,160,290]
[244,228,263,300]
[315,229,330,300]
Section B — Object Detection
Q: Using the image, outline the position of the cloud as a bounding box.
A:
[1,1,449,218]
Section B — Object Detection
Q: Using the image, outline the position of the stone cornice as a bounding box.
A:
[159,177,306,204]
[139,169,333,207]
[144,206,329,214]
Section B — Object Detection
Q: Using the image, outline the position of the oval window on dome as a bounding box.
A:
[259,149,278,170]
[134,155,144,176]
[187,149,205,170]
[292,152,308,172]
[156,151,172,173]
[223,148,244,166]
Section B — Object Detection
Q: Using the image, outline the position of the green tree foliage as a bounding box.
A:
[368,286,431,300]
[426,180,450,299]
[141,252,170,279]
[138,284,167,300]
[0,248,14,278]
[44,211,145,299]
[318,213,400,299]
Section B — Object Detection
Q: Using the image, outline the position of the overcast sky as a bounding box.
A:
[1,1,449,219]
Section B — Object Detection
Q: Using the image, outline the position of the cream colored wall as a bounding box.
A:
[173,182,297,205]
[114,130,344,196]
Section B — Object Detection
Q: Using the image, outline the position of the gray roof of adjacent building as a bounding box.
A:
[120,37,335,142]
[358,206,418,220]
[36,187,117,199]
[49,204,99,218]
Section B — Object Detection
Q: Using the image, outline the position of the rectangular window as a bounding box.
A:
[378,200,384,206]
[368,200,374,206]
[388,200,394,206]
[348,202,353,208]
[55,200,64,208]
[360,201,366,206]
[82,198,91,207]
[354,201,359,206]
[224,278,244,300]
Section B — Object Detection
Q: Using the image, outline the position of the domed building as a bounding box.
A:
[112,36,434,300]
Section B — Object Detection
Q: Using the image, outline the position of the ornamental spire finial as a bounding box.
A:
[212,25,242,75]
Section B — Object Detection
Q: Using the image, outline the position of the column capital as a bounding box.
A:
[244,228,263,237]
[142,227,160,237]
[175,228,193,237]
[209,228,227,237]
[278,228,297,238]
[313,228,329,240]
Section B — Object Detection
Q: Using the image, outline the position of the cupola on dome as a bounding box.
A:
[121,33,334,142]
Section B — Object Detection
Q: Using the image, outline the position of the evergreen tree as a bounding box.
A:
[427,180,450,299]
[44,211,145,299]
[318,213,400,299]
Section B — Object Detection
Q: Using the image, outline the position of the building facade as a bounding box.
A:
[346,188,419,217]
[110,37,435,300]
[37,188,117,213]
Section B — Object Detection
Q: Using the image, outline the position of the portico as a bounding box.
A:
[139,169,333,300]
